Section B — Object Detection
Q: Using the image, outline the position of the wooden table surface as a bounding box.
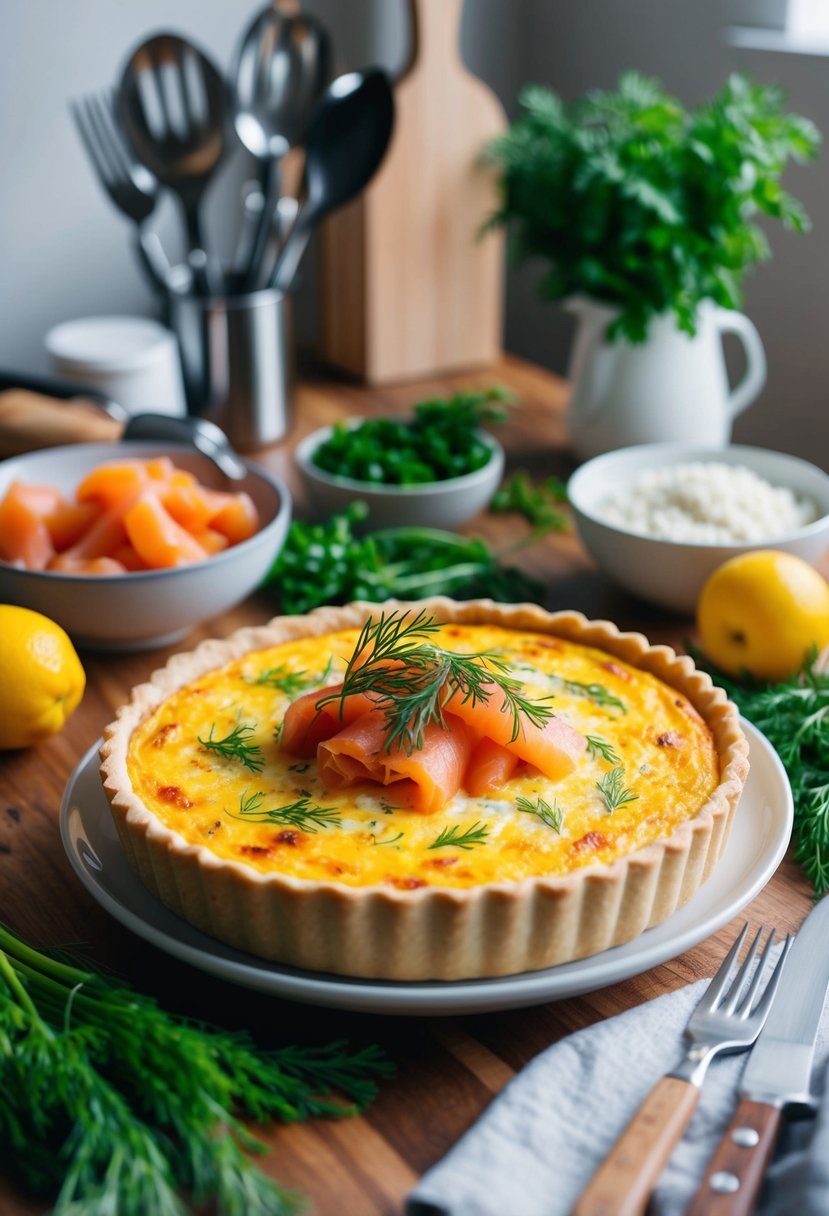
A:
[0,354,814,1215]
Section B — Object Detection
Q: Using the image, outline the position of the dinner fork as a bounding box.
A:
[572,923,793,1216]
[70,88,171,296]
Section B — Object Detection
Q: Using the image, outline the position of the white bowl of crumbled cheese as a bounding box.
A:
[568,443,829,614]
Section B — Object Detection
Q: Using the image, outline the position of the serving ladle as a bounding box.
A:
[118,33,227,296]
[270,68,394,294]
[231,2,330,288]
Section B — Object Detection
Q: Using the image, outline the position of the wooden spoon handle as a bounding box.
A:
[0,388,122,457]
[571,1075,699,1216]
[686,1098,782,1216]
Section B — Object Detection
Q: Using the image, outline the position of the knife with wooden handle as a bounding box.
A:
[687,895,829,1216]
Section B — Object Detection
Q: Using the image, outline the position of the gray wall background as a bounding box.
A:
[0,1,825,463]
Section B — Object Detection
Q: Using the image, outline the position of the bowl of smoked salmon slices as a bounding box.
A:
[0,441,290,650]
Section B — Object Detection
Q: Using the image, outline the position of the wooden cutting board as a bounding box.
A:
[317,0,507,384]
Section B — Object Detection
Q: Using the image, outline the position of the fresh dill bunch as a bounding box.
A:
[232,792,341,833]
[0,923,391,1215]
[317,609,555,754]
[697,650,829,896]
[198,717,265,773]
[586,734,621,764]
[597,765,638,813]
[515,795,564,832]
[428,821,490,850]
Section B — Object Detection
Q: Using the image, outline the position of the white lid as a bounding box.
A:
[45,316,176,373]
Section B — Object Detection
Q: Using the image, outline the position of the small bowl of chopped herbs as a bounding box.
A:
[294,388,508,528]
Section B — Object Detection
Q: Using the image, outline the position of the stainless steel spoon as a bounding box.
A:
[270,69,394,294]
[118,32,227,296]
[231,3,330,289]
[122,414,248,481]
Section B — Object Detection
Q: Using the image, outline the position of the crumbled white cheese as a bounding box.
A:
[599,462,817,544]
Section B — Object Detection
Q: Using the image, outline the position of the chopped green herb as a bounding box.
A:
[371,831,404,847]
[554,677,626,714]
[250,659,333,697]
[310,387,511,486]
[428,821,490,850]
[597,766,638,813]
[586,734,621,764]
[516,794,564,832]
[231,792,340,833]
[0,922,390,1215]
[317,609,555,755]
[262,502,544,615]
[491,469,569,532]
[198,717,264,773]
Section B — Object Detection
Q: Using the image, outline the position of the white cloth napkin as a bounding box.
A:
[406,962,829,1216]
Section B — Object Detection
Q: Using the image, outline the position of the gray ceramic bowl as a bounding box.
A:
[568,443,829,615]
[294,423,505,529]
[0,441,291,650]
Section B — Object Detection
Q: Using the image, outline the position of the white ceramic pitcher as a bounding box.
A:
[565,297,767,461]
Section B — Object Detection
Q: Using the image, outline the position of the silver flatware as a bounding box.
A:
[231,2,330,288]
[70,88,171,296]
[269,68,394,294]
[572,923,792,1216]
[122,413,247,481]
[118,32,226,297]
[687,894,829,1215]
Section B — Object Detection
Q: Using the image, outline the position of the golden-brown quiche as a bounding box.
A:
[100,599,749,980]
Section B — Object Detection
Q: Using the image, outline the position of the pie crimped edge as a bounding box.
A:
[99,598,749,981]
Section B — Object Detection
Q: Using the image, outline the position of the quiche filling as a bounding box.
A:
[126,620,719,891]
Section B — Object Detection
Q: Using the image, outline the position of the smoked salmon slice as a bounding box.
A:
[447,683,586,782]
[280,675,585,812]
[318,712,474,815]
[464,736,521,797]
[281,682,381,756]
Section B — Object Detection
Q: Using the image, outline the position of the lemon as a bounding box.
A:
[697,550,829,682]
[0,605,86,749]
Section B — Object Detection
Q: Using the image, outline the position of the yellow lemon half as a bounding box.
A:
[0,605,86,749]
[697,550,829,682]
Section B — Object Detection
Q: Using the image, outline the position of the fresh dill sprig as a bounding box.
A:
[250,658,333,698]
[231,792,341,833]
[597,765,638,813]
[0,922,391,1215]
[693,648,829,896]
[516,795,564,832]
[554,676,627,714]
[316,609,555,755]
[198,717,264,773]
[586,734,621,764]
[428,821,490,850]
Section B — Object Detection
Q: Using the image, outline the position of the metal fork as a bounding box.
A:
[572,924,793,1216]
[70,88,170,295]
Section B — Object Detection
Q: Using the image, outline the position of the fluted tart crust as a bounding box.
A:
[100,599,749,980]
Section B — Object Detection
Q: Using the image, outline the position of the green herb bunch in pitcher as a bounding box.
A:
[483,72,820,341]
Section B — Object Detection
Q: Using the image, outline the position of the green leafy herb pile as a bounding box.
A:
[310,387,510,485]
[705,654,829,896]
[491,469,568,531]
[0,923,391,1215]
[484,72,820,341]
[264,501,545,614]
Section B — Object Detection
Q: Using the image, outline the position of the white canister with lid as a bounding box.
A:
[45,316,187,417]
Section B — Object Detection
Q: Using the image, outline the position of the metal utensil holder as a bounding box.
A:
[168,285,295,449]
